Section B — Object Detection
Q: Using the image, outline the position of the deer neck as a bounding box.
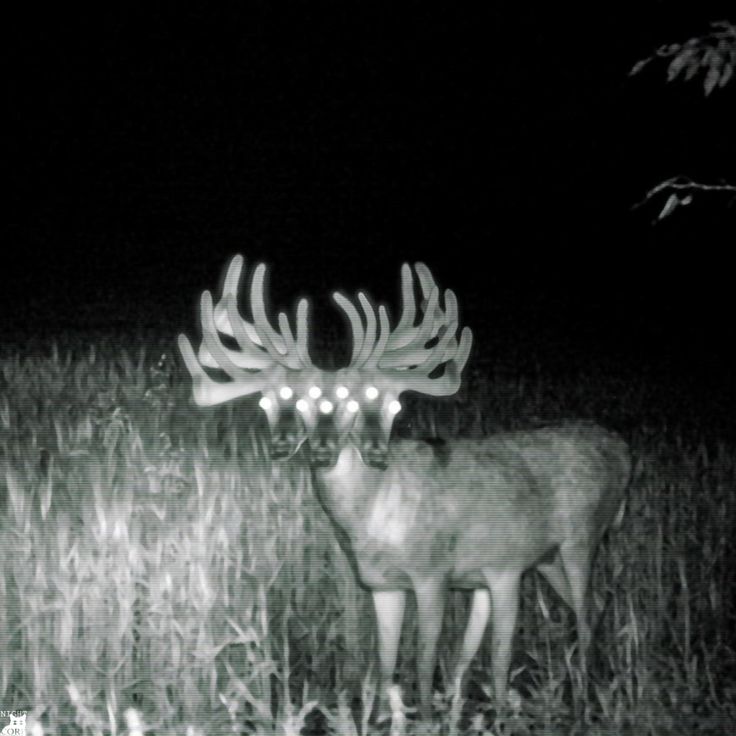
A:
[323,444,363,479]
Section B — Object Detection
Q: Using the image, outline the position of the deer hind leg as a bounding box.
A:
[558,541,593,692]
[413,576,447,720]
[450,587,491,698]
[537,551,574,609]
[372,589,407,720]
[482,569,521,706]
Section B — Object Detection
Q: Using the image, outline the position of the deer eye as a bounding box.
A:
[259,396,272,411]
[335,385,349,399]
[319,399,334,414]
[388,400,402,415]
[279,386,293,400]
[308,385,322,399]
[364,386,379,400]
[295,399,309,413]
[346,399,360,413]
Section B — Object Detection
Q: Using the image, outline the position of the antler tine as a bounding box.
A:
[384,266,421,351]
[250,263,288,356]
[212,254,242,337]
[293,298,313,368]
[178,254,314,407]
[393,263,417,334]
[364,303,390,370]
[201,291,271,379]
[384,266,443,351]
[415,262,452,326]
[277,301,313,369]
[333,291,365,365]
[396,284,440,352]
[333,291,391,370]
[455,326,473,372]
[333,263,439,365]
[332,262,473,396]
[386,325,473,397]
[214,254,263,347]
[221,292,272,367]
[414,262,436,308]
[354,292,378,367]
[248,262,310,370]
[385,289,458,369]
[384,261,442,350]
[198,255,272,370]
[200,295,274,371]
[177,334,271,406]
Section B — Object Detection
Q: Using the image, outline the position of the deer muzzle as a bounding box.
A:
[308,414,341,468]
[354,410,389,470]
[268,408,306,461]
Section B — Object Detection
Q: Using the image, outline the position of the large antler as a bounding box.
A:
[332,263,472,396]
[178,255,312,406]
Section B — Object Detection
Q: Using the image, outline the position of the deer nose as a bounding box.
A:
[359,433,389,470]
[309,415,340,467]
[362,435,386,453]
[269,410,304,460]
[270,436,296,460]
[270,436,294,460]
[309,439,338,467]
[361,444,388,470]
[355,411,389,469]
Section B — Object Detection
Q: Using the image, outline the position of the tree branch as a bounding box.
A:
[632,176,736,222]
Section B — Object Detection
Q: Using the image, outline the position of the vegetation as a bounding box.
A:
[1,331,734,734]
[629,19,736,221]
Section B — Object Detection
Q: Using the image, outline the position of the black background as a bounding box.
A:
[6,3,735,391]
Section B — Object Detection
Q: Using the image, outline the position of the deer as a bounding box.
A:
[177,255,632,722]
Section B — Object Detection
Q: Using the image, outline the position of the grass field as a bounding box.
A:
[1,330,734,735]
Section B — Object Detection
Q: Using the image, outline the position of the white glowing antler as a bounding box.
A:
[332,263,472,396]
[178,255,312,406]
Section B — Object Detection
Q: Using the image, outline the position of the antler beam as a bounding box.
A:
[333,263,473,396]
[178,255,311,406]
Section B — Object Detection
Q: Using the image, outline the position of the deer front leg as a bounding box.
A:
[372,589,407,720]
[413,576,447,721]
[483,569,521,706]
[450,587,491,698]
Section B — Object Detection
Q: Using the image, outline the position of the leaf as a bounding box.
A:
[684,55,701,80]
[629,57,651,76]
[658,42,681,57]
[657,193,680,221]
[704,65,720,95]
[667,48,696,81]
[719,63,733,87]
[700,47,717,69]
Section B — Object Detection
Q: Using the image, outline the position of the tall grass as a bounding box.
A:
[0,333,734,734]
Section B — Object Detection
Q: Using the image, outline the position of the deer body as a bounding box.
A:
[313,425,629,589]
[311,423,630,714]
[178,255,630,721]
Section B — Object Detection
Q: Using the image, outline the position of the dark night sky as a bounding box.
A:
[5,3,735,386]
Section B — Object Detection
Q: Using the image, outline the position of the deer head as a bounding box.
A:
[178,256,472,468]
[312,262,473,469]
[177,255,324,461]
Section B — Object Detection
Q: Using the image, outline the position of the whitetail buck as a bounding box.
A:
[178,255,632,721]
